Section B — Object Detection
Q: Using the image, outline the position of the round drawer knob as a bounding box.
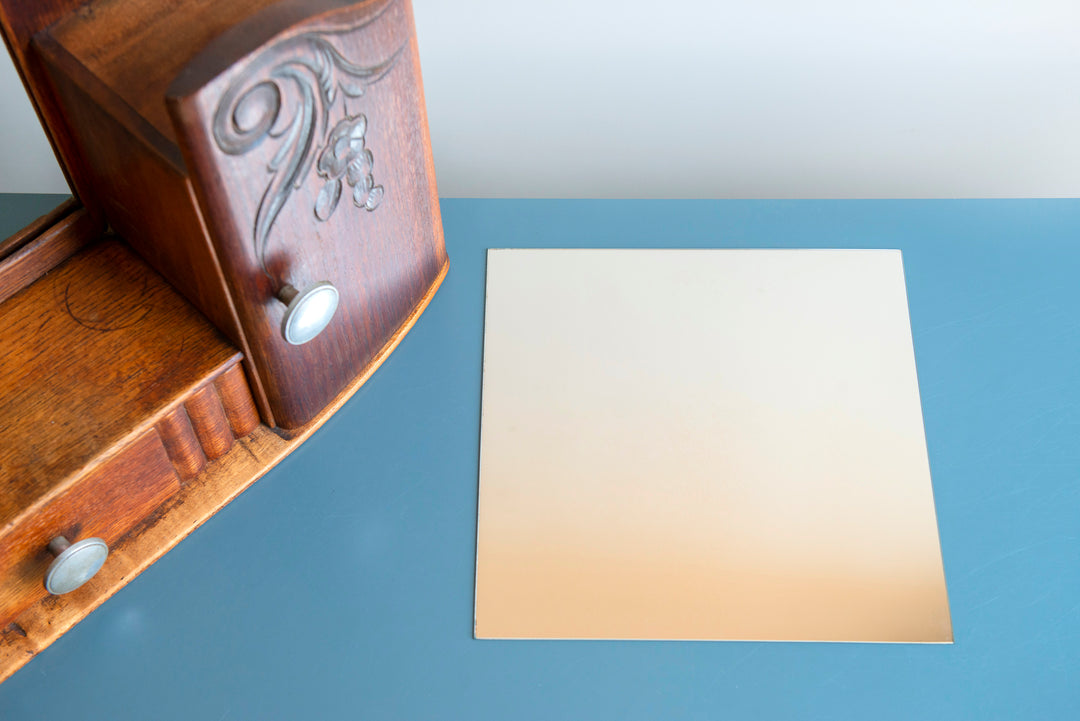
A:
[45,536,109,595]
[277,282,339,345]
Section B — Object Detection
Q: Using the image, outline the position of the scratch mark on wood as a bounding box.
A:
[63,281,154,332]
[237,437,259,463]
[4,622,27,638]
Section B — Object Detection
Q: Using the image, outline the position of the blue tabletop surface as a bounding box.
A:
[1,199,1077,719]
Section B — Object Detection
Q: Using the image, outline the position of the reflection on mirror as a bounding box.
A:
[0,52,73,260]
[0,51,70,192]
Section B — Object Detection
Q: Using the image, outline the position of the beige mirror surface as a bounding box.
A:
[475,248,951,643]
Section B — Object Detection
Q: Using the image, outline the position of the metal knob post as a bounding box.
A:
[277,282,339,345]
[44,536,108,595]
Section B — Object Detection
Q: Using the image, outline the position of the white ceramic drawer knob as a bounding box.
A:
[277,282,339,345]
[45,536,108,595]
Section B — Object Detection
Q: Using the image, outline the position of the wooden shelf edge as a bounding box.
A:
[0,256,448,684]
[5,355,244,535]
[0,205,100,305]
[0,197,78,261]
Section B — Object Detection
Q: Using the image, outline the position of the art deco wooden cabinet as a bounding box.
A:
[0,0,446,682]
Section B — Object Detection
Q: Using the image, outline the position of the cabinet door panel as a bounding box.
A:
[168,0,446,428]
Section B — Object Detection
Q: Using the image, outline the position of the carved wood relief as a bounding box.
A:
[168,0,447,429]
[211,12,402,271]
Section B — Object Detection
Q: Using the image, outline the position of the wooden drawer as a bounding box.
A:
[0,239,259,634]
[0,430,178,630]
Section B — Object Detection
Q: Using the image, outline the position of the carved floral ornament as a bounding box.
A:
[211,4,402,271]
[315,113,383,221]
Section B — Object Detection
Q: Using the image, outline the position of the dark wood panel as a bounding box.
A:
[46,0,279,145]
[169,0,447,427]
[29,43,275,423]
[34,32,185,170]
[25,0,446,429]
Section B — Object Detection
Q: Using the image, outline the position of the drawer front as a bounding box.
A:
[0,362,259,633]
[0,430,179,628]
[168,0,447,428]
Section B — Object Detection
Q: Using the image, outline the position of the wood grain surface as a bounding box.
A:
[215,364,261,438]
[0,203,98,305]
[157,404,209,481]
[0,239,239,527]
[156,365,261,481]
[47,0,279,146]
[31,42,267,414]
[184,384,236,460]
[0,430,180,630]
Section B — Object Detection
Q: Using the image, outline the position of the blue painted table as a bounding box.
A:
[1,198,1077,719]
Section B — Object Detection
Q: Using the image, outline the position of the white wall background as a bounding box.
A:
[2,0,1079,197]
